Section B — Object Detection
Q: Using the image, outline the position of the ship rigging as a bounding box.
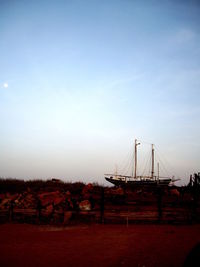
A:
[105,139,177,187]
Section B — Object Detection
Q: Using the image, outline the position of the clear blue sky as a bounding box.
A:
[0,0,200,185]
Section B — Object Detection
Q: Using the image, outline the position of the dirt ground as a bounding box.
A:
[0,223,200,267]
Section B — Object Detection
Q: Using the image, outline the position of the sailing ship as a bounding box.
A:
[105,139,174,187]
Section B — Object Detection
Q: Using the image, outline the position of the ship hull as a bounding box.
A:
[105,177,171,187]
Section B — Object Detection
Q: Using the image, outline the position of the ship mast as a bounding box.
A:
[157,162,159,181]
[133,139,140,178]
[151,144,154,179]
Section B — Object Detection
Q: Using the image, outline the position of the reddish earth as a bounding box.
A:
[0,223,200,267]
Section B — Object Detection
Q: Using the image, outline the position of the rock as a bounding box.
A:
[51,178,61,183]
[23,193,37,208]
[63,211,72,224]
[82,183,93,200]
[40,198,52,207]
[45,204,54,215]
[38,191,63,207]
[0,198,10,209]
[79,200,91,211]
[110,187,124,196]
[65,191,73,209]
[53,196,65,206]
[54,206,64,214]
[6,193,18,201]
[170,189,180,197]
[65,191,71,197]
[125,190,138,201]
[0,194,5,200]
[14,194,25,208]
[14,199,20,205]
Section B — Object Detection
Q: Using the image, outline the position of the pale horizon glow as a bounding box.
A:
[0,0,200,186]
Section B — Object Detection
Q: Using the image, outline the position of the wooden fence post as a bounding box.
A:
[100,188,104,224]
[157,186,163,222]
[9,200,14,222]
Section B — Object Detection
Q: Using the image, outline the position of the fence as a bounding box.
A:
[0,186,200,225]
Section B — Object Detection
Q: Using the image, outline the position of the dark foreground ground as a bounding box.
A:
[0,223,200,267]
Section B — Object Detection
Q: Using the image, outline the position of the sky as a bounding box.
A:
[0,0,200,185]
